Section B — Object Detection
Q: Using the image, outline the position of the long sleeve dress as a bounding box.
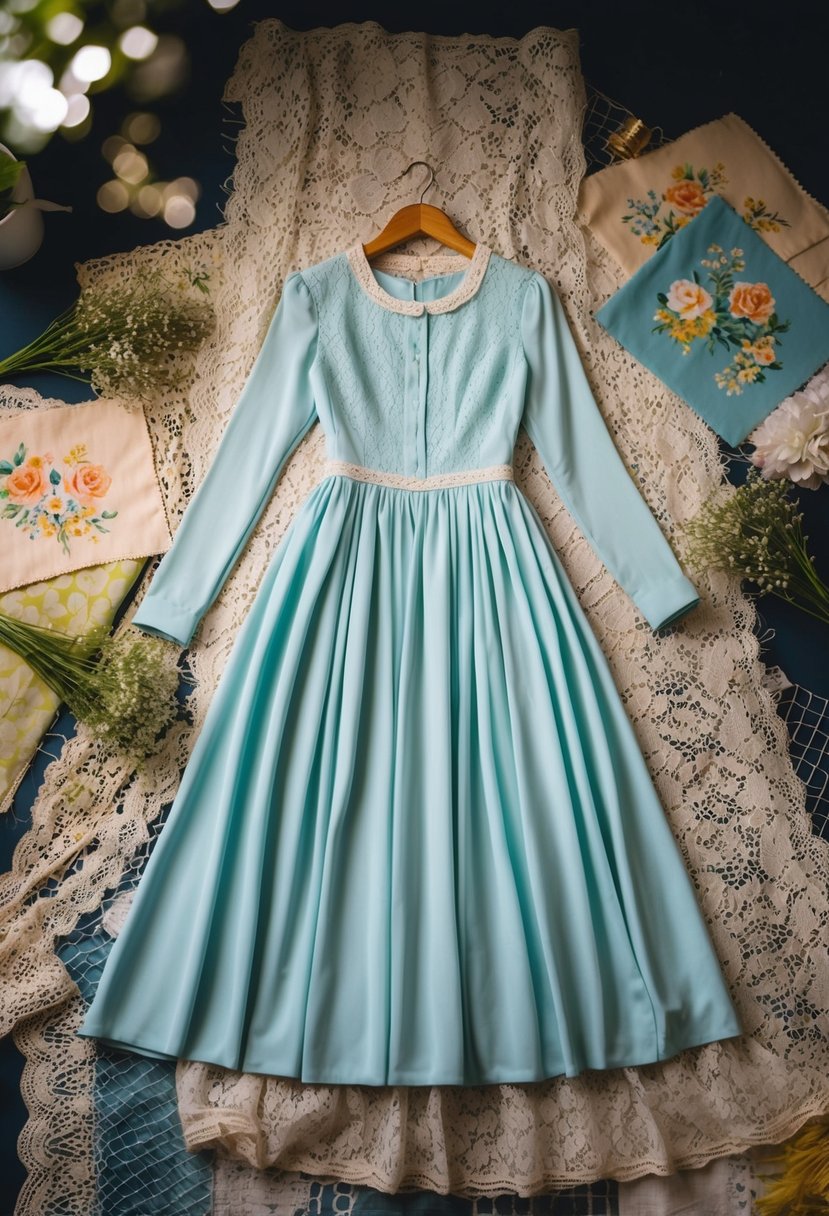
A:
[77,243,742,1085]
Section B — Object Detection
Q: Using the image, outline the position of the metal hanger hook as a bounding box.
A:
[402,160,436,204]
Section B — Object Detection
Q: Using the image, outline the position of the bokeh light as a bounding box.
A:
[46,13,84,47]
[70,45,112,84]
[97,178,130,212]
[28,87,69,131]
[127,33,187,102]
[62,93,91,128]
[163,192,195,228]
[0,0,207,221]
[134,182,161,215]
[112,0,148,27]
[112,143,148,183]
[119,26,158,61]
[123,110,160,144]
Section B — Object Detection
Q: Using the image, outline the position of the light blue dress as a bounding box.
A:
[77,244,742,1085]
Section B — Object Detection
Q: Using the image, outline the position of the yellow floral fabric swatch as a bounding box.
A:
[0,559,143,813]
[578,112,829,300]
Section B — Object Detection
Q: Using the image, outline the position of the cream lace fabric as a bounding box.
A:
[1,19,827,1211]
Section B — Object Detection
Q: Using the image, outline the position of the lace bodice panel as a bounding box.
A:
[301,248,532,476]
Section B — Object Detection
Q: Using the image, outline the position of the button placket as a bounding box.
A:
[415,311,428,477]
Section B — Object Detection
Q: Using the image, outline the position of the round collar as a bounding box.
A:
[345,241,492,315]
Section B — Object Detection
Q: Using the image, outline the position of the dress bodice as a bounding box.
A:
[300,244,530,477]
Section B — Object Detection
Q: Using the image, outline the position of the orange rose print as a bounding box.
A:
[663,180,707,216]
[1,441,118,553]
[7,461,46,504]
[65,464,112,503]
[729,282,776,324]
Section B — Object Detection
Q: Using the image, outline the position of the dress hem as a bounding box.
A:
[75,1022,744,1086]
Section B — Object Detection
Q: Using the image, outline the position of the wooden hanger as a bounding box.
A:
[363,161,477,260]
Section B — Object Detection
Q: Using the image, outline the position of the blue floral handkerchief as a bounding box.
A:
[595,194,829,445]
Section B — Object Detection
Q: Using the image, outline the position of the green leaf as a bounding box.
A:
[100,509,118,519]
[656,291,668,305]
[769,361,783,370]
[13,443,25,466]
[0,154,24,196]
[683,163,694,180]
[693,269,700,284]
[49,467,61,485]
[0,461,13,475]
[3,503,20,517]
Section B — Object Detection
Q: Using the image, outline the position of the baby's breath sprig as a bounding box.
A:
[682,469,829,626]
[0,611,181,761]
[0,264,214,400]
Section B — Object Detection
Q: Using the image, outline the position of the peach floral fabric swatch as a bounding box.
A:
[578,112,829,300]
[0,399,170,594]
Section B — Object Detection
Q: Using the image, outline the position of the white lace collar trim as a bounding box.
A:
[345,241,492,315]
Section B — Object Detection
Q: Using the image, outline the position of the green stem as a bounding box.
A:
[773,590,829,627]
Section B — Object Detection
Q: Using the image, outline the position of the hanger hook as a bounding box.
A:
[402,160,436,204]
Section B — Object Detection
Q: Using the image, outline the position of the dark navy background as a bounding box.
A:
[1,3,828,1212]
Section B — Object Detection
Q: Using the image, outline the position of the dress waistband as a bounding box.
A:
[322,459,515,491]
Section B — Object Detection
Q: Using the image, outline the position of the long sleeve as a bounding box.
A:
[131,271,319,647]
[520,272,700,631]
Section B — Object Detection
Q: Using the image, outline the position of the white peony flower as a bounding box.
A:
[749,364,829,490]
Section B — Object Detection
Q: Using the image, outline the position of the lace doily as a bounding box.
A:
[1,19,827,1211]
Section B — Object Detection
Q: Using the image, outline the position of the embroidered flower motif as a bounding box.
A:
[728,281,775,324]
[663,179,707,216]
[742,196,790,234]
[0,441,118,554]
[6,460,46,504]
[622,163,790,250]
[653,245,790,393]
[741,336,776,366]
[65,463,112,504]
[665,279,713,320]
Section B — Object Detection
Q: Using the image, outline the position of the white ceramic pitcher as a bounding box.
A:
[0,141,72,270]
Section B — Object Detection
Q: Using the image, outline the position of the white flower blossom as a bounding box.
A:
[749,364,829,490]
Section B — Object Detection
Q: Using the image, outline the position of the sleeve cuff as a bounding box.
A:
[130,595,200,648]
[634,573,701,632]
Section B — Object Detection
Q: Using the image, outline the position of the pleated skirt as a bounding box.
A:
[78,471,741,1084]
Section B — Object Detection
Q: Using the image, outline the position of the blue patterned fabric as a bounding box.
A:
[596,194,829,445]
[77,247,740,1085]
[58,904,212,1216]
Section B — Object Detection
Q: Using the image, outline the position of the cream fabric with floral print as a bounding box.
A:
[578,112,829,299]
[0,398,170,594]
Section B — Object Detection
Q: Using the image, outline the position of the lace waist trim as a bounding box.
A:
[321,459,515,490]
